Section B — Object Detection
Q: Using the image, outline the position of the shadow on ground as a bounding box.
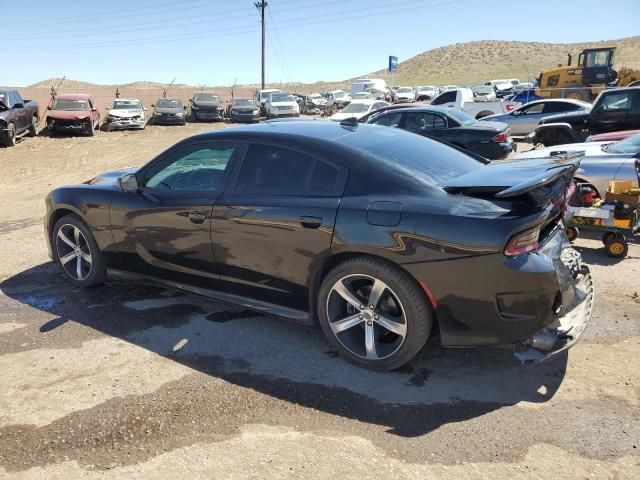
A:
[1,262,568,438]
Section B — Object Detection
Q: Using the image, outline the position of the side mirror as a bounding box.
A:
[512,110,521,116]
[118,173,139,192]
[47,106,52,110]
[183,105,187,109]
[189,99,193,102]
[91,108,97,112]
[151,104,155,108]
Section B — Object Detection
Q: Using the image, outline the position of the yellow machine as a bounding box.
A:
[536,47,640,101]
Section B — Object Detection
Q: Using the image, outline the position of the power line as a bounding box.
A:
[11,0,470,52]
[13,0,340,42]
[7,0,221,27]
[267,4,294,84]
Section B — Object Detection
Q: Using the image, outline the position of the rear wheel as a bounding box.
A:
[605,234,628,258]
[318,257,432,371]
[475,111,493,120]
[53,214,107,287]
[565,89,590,102]
[566,226,579,242]
[29,116,39,136]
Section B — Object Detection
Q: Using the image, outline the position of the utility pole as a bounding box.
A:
[254,1,267,89]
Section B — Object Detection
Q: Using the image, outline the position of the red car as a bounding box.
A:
[46,94,100,136]
[586,129,640,142]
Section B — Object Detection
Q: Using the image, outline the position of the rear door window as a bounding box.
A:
[235,144,344,196]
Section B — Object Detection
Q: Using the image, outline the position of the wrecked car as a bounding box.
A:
[46,94,100,136]
[44,121,593,370]
[106,98,147,131]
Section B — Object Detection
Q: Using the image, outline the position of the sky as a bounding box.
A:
[5,0,640,87]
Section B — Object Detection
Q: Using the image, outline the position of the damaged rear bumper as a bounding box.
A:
[515,251,594,362]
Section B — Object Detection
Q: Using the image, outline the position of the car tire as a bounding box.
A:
[29,116,39,137]
[52,214,107,287]
[87,120,95,136]
[2,122,16,146]
[317,256,433,371]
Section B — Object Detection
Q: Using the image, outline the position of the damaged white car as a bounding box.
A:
[106,98,147,131]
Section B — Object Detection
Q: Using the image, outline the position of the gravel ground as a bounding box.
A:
[0,124,638,479]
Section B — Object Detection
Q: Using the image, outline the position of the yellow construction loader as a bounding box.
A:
[536,47,640,101]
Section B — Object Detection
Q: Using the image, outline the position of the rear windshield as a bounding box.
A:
[447,108,476,126]
[336,126,484,185]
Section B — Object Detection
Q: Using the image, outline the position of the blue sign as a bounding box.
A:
[388,56,398,73]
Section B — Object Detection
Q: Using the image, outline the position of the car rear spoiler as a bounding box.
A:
[495,156,582,198]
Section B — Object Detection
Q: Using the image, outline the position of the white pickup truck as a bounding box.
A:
[429,88,520,119]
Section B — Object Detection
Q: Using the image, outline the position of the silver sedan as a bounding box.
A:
[511,133,640,196]
[481,99,592,137]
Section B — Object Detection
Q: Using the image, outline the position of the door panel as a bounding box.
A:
[211,142,346,311]
[212,196,339,310]
[109,141,239,288]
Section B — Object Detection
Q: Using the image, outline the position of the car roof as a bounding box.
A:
[191,119,382,142]
[375,105,452,114]
[57,93,93,101]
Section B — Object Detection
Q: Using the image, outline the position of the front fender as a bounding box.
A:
[46,187,115,253]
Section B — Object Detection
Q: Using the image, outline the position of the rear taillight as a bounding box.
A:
[493,131,509,143]
[506,104,516,111]
[505,225,541,256]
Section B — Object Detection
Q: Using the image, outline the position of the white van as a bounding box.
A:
[351,78,388,95]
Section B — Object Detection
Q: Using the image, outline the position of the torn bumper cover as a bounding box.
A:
[107,116,145,130]
[515,248,594,362]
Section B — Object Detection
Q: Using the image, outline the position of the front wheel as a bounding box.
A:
[2,122,16,146]
[318,257,432,371]
[29,116,39,136]
[53,214,107,287]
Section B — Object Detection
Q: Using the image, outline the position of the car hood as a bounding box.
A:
[85,167,137,189]
[513,142,610,159]
[192,100,221,107]
[330,111,366,121]
[48,110,92,120]
[109,109,143,118]
[231,105,258,112]
[155,107,183,114]
[270,101,298,107]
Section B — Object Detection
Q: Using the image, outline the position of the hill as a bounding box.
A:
[27,36,640,91]
[363,36,640,86]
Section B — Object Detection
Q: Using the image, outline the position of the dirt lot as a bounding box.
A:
[0,124,638,479]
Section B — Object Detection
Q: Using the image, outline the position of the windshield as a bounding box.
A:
[337,126,483,185]
[270,93,295,102]
[606,134,640,154]
[353,93,371,99]
[397,87,413,93]
[333,91,346,98]
[155,99,182,108]
[474,86,493,94]
[193,93,219,102]
[260,90,279,100]
[112,100,141,109]
[342,103,370,113]
[233,99,255,106]
[53,99,89,111]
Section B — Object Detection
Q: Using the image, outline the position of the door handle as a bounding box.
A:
[189,212,206,224]
[300,215,322,229]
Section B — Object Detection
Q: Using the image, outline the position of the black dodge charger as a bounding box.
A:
[44,121,593,370]
[367,105,515,160]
